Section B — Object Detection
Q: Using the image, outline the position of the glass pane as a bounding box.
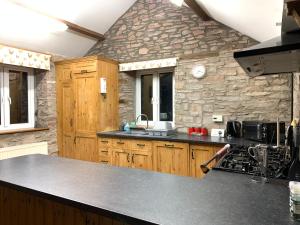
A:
[141,75,153,120]
[0,73,2,126]
[159,72,173,121]
[9,70,28,124]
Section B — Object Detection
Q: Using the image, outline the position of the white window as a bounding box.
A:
[0,65,35,130]
[136,69,174,126]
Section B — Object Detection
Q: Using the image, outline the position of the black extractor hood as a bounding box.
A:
[234,0,300,76]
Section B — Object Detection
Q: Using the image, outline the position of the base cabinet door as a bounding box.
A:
[154,142,189,176]
[131,150,152,171]
[75,135,98,162]
[112,149,131,168]
[190,145,218,178]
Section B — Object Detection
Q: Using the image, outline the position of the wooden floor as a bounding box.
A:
[0,185,128,225]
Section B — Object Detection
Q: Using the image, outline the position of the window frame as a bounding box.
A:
[0,65,35,130]
[136,68,175,127]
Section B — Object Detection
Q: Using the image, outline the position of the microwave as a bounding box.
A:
[242,121,285,144]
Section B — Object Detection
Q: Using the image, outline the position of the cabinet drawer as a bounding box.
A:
[129,140,152,151]
[98,138,112,147]
[112,139,129,149]
[73,61,97,74]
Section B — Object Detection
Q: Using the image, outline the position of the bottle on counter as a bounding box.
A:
[289,181,300,220]
[124,122,130,132]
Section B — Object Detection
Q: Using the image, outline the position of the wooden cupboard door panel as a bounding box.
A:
[112,149,131,168]
[156,146,173,174]
[56,64,72,158]
[98,61,119,131]
[155,142,189,176]
[74,73,98,133]
[73,60,97,74]
[62,134,75,159]
[75,136,98,162]
[131,151,152,171]
[190,145,216,178]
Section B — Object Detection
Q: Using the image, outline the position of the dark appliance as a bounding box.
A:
[288,126,300,181]
[226,121,242,138]
[233,0,300,76]
[242,121,285,144]
[214,144,288,179]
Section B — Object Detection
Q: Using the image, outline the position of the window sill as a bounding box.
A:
[0,127,49,135]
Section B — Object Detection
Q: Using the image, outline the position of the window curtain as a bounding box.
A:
[0,45,51,70]
[119,58,177,72]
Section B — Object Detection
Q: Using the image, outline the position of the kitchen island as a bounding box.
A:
[0,154,298,225]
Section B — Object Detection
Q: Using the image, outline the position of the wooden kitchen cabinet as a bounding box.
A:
[56,56,119,162]
[101,138,153,171]
[154,141,189,176]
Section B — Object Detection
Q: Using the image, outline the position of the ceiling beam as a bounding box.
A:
[286,0,300,28]
[184,0,211,21]
[10,1,105,41]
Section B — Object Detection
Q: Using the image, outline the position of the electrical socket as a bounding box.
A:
[212,115,223,122]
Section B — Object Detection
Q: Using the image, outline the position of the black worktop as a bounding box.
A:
[98,131,259,146]
[0,154,298,225]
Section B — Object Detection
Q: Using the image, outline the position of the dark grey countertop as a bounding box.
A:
[0,154,298,225]
[98,131,259,146]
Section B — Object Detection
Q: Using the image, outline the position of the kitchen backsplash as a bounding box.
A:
[87,0,292,132]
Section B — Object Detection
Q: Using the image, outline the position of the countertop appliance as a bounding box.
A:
[242,121,285,144]
[233,0,300,76]
[226,121,241,138]
[214,144,289,179]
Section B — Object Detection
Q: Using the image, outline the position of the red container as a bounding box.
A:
[188,127,195,135]
[195,127,202,134]
[201,128,208,136]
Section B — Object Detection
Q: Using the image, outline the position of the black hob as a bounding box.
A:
[214,144,289,179]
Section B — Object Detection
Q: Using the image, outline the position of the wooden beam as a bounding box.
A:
[9,1,105,40]
[286,0,300,28]
[184,0,211,21]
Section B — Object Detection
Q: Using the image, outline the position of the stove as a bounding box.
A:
[214,144,289,179]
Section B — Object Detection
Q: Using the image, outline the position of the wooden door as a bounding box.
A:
[155,142,189,176]
[61,81,75,158]
[73,66,98,161]
[56,64,74,158]
[75,135,98,162]
[112,149,131,168]
[131,150,152,170]
[74,72,98,134]
[190,145,218,178]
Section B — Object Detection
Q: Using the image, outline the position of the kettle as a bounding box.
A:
[226,121,241,138]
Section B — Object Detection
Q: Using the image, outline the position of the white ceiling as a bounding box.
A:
[0,0,284,58]
[0,0,136,58]
[197,0,284,42]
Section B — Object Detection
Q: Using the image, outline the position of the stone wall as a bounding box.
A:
[0,62,57,154]
[87,0,292,131]
[294,73,300,119]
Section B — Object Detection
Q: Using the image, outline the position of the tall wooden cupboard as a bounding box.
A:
[55,56,119,162]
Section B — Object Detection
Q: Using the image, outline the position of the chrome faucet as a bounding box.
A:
[135,114,149,129]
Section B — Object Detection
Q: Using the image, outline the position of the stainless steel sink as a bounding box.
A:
[114,130,149,136]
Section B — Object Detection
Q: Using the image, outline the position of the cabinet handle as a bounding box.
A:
[117,142,125,145]
[192,150,195,160]
[70,72,72,79]
[81,70,88,74]
[165,144,174,148]
[127,153,130,163]
[132,154,135,163]
[137,143,145,147]
[70,118,73,127]
[74,137,76,144]
[101,140,108,143]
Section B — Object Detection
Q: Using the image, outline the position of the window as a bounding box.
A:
[136,69,174,125]
[0,65,35,130]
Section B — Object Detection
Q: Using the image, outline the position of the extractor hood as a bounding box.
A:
[234,0,300,76]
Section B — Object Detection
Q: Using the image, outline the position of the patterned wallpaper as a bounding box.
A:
[119,58,177,72]
[0,45,51,70]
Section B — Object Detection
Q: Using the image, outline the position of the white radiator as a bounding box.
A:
[0,142,48,160]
